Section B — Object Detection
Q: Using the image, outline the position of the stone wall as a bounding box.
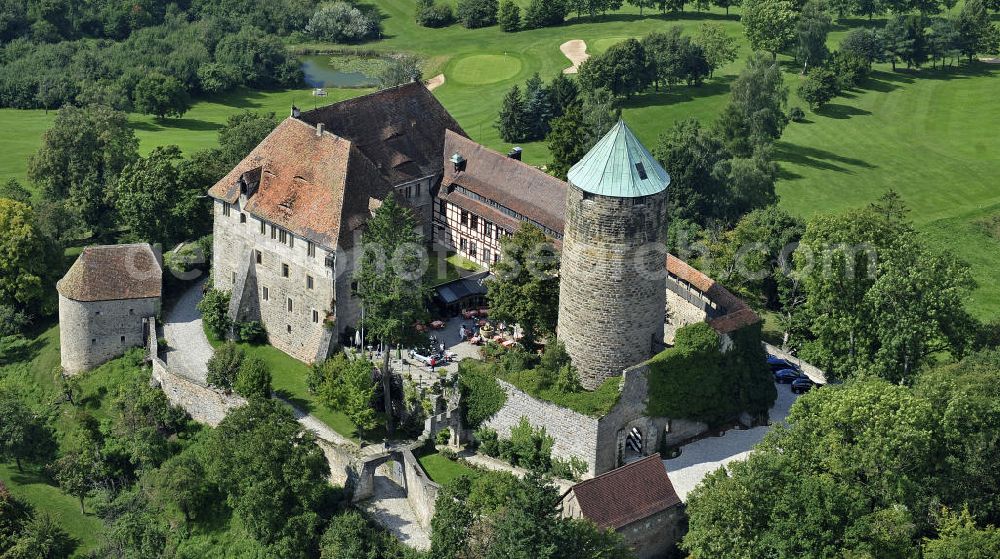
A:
[620,505,687,559]
[664,289,709,345]
[557,185,669,389]
[401,448,440,528]
[60,294,158,375]
[150,353,246,427]
[483,379,601,477]
[212,199,338,362]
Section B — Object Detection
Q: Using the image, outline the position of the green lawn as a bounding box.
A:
[415,448,479,485]
[204,327,367,442]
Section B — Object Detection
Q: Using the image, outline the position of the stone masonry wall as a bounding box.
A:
[212,199,337,362]
[557,185,668,389]
[483,379,601,477]
[60,294,158,375]
[150,353,246,427]
[401,448,440,528]
[664,290,708,345]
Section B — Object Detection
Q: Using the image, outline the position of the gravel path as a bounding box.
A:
[664,382,799,501]
[560,40,589,74]
[162,280,214,384]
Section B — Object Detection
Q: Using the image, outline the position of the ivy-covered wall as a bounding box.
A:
[646,322,776,426]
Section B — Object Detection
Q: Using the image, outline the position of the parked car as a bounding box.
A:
[774,368,803,384]
[767,355,797,372]
[791,376,815,394]
[409,350,439,367]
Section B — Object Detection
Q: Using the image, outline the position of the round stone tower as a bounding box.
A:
[557,120,670,390]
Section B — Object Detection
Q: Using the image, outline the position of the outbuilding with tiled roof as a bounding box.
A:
[58,244,161,375]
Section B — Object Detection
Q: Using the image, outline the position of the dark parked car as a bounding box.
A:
[791,376,815,394]
[767,356,796,372]
[774,368,803,384]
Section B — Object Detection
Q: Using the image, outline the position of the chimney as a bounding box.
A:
[316,123,325,137]
[507,146,522,160]
[291,105,301,118]
[449,153,466,173]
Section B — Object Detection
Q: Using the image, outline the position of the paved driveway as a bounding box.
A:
[161,280,214,384]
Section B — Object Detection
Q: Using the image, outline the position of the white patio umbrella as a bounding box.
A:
[354,330,361,347]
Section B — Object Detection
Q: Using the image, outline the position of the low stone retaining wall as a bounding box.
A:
[764,342,827,384]
[351,444,441,529]
[401,448,439,528]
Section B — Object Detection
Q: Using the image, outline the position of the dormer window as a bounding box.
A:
[450,153,466,172]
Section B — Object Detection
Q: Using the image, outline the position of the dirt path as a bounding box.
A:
[560,40,589,74]
[424,74,445,91]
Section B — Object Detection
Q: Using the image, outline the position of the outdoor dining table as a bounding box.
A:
[430,320,446,329]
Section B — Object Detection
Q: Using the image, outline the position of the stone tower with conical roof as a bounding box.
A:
[557,120,671,390]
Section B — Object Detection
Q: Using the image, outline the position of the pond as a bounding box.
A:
[300,54,379,88]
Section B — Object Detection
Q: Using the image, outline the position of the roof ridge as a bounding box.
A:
[572,453,664,489]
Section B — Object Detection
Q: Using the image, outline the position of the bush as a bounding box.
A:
[234,356,272,400]
[506,417,554,471]
[798,66,840,109]
[206,342,244,392]
[789,106,806,122]
[440,447,457,461]
[475,426,500,456]
[197,288,230,340]
[416,0,454,27]
[237,321,267,344]
[551,456,588,481]
[436,428,452,445]
[456,0,498,28]
[305,2,380,43]
[498,0,520,32]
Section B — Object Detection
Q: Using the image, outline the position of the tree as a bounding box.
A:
[205,399,333,550]
[523,0,569,29]
[499,0,521,31]
[3,513,76,559]
[311,355,378,437]
[320,510,413,558]
[697,23,740,77]
[153,453,213,524]
[197,289,231,340]
[882,14,929,69]
[523,73,554,140]
[206,342,244,392]
[354,195,430,436]
[0,394,56,472]
[133,72,190,119]
[741,0,798,59]
[374,54,422,89]
[416,0,454,27]
[578,38,652,98]
[796,0,832,73]
[496,84,529,142]
[456,0,499,28]
[798,66,840,108]
[27,104,138,238]
[114,146,183,246]
[234,356,272,400]
[216,112,278,168]
[714,53,788,157]
[924,508,1000,558]
[547,88,619,178]
[957,0,1000,63]
[840,27,884,69]
[929,17,962,68]
[487,223,560,347]
[214,27,303,88]
[305,2,380,43]
[547,73,579,116]
[792,194,975,382]
[628,0,656,15]
[53,431,103,513]
[713,0,738,13]
[0,200,59,313]
[710,206,805,313]
[654,118,729,225]
[0,178,31,204]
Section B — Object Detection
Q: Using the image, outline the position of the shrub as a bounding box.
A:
[440,447,457,460]
[475,426,500,456]
[305,2,380,43]
[498,0,520,32]
[551,456,588,481]
[206,342,244,392]
[436,428,452,446]
[416,0,454,27]
[789,106,806,122]
[456,0,498,28]
[236,321,267,344]
[506,417,554,471]
[197,288,230,340]
[234,356,272,400]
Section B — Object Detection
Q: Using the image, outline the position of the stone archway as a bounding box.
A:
[616,418,655,467]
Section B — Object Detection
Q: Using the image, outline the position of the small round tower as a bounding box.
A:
[557,120,670,390]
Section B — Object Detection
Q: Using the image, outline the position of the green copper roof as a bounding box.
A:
[567,119,670,198]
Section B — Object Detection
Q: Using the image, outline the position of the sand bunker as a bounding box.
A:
[560,40,589,74]
[424,73,445,91]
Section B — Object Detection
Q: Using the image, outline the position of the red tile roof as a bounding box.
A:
[666,254,760,334]
[209,83,465,248]
[567,454,681,530]
[440,131,567,233]
[57,244,161,302]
